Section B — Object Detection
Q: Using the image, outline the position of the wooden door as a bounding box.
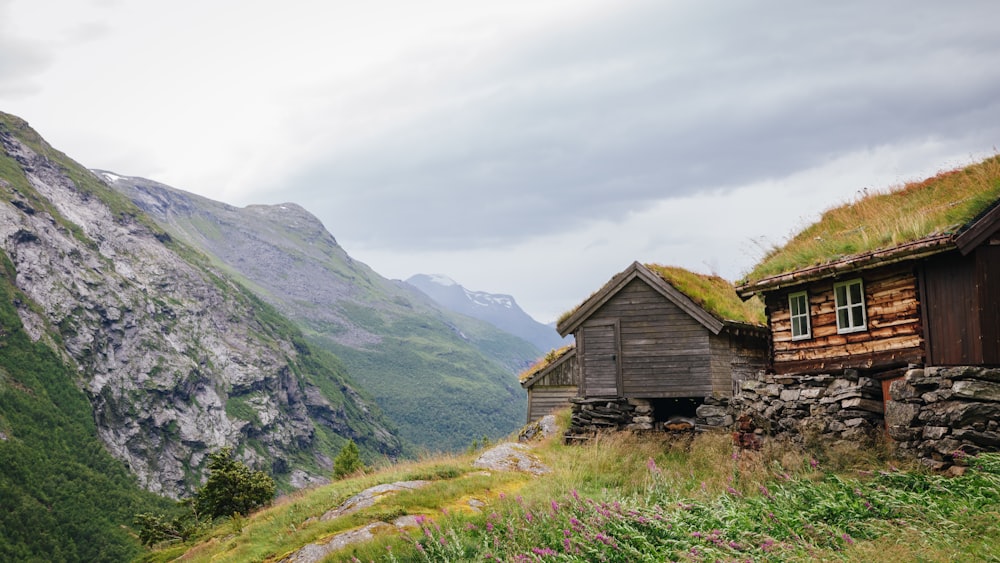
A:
[580,322,621,397]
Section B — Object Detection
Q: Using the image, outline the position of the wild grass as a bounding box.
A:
[743,154,1000,284]
[518,345,574,383]
[142,412,1000,562]
[646,264,766,325]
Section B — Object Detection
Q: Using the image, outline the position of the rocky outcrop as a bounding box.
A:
[473,442,551,475]
[0,113,400,496]
[887,366,1000,467]
[101,171,532,452]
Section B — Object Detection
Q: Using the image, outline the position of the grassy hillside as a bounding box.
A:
[106,177,535,452]
[0,251,174,562]
[141,412,999,562]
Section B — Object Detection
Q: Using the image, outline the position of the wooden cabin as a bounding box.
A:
[556,262,768,422]
[519,345,578,423]
[737,156,1000,377]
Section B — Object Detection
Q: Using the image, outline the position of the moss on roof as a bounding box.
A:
[645,264,766,326]
[519,344,574,383]
[742,154,1000,285]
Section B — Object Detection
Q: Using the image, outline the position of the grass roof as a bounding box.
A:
[742,154,1000,285]
[518,344,574,383]
[645,264,766,326]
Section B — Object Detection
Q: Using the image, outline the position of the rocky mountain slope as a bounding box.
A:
[101,174,538,451]
[0,111,401,499]
[406,273,567,352]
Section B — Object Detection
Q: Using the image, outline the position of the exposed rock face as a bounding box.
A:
[100,171,534,451]
[0,113,400,496]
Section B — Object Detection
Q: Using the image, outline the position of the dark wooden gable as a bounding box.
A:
[922,206,1000,366]
[521,346,579,423]
[557,262,724,337]
[558,262,734,399]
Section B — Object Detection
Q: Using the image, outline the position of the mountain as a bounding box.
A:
[0,110,402,508]
[101,174,538,451]
[406,273,567,352]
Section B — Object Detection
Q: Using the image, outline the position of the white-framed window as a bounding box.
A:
[834,278,867,334]
[788,291,811,340]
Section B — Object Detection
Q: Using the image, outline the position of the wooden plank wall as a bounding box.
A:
[923,246,1000,366]
[922,251,980,365]
[976,245,1000,365]
[768,264,924,374]
[724,331,770,395]
[579,322,619,397]
[527,386,577,423]
[582,278,713,398]
[534,353,579,388]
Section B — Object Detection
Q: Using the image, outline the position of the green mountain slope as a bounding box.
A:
[103,175,536,451]
[0,251,173,562]
[0,110,402,502]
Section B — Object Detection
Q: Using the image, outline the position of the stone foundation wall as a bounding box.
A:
[564,396,733,441]
[887,366,1000,468]
[732,370,885,447]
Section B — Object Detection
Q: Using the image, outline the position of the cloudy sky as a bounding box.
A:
[2,0,999,323]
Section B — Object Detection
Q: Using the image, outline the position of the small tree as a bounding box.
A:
[333,440,365,479]
[194,447,275,520]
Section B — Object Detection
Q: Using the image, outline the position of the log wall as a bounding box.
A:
[767,264,924,375]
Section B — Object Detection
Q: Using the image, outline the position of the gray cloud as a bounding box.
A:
[0,1,51,96]
[279,0,1000,252]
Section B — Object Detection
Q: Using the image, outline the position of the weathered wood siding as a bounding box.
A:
[922,245,1000,366]
[725,331,770,394]
[579,322,620,397]
[578,278,714,398]
[527,386,577,423]
[767,264,923,375]
[532,353,579,388]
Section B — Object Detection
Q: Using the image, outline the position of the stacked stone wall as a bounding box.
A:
[732,370,884,447]
[564,396,733,442]
[887,366,1000,468]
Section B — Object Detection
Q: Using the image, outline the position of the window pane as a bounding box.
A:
[850,282,862,303]
[852,305,864,327]
[835,285,847,306]
[838,309,849,329]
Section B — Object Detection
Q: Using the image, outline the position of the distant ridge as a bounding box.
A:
[407,273,567,352]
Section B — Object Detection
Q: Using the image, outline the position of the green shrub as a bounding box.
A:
[333,440,365,479]
[194,448,275,519]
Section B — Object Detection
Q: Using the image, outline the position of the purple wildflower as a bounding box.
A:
[842,533,854,545]
[647,457,662,475]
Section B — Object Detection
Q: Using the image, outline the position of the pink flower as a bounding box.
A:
[647,457,661,475]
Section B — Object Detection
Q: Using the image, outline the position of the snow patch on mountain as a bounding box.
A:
[466,289,513,309]
[427,273,458,287]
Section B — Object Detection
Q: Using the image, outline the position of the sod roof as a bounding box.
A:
[739,155,1000,291]
[518,344,575,384]
[644,264,765,326]
[556,262,765,335]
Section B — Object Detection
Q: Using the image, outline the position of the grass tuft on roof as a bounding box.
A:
[519,344,574,383]
[645,264,765,326]
[742,154,1000,285]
